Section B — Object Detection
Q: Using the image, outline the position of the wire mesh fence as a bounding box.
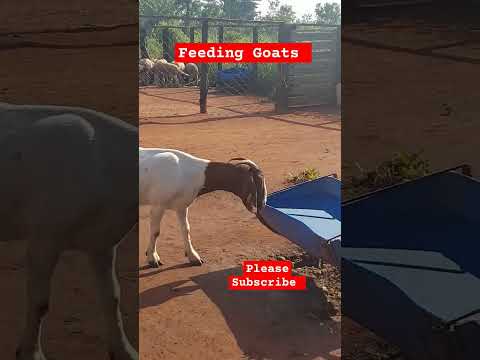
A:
[139,16,340,112]
[139,17,282,98]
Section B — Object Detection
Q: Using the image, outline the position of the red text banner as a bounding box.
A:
[228,260,307,290]
[175,43,312,63]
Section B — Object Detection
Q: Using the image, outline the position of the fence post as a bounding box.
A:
[139,18,152,59]
[190,27,195,43]
[275,23,293,113]
[336,26,341,84]
[217,25,224,71]
[335,26,341,106]
[162,28,172,62]
[251,26,259,90]
[200,19,209,113]
[139,28,149,58]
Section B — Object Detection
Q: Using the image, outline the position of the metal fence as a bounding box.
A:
[287,24,340,108]
[139,16,340,113]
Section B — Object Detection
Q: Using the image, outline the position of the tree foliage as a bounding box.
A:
[140,0,259,19]
[223,0,259,19]
[140,0,340,24]
[261,0,296,22]
[315,2,341,24]
[298,13,315,24]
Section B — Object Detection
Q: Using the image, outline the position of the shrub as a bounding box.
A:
[343,151,431,200]
[286,168,321,185]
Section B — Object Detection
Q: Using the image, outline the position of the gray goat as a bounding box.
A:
[0,103,138,360]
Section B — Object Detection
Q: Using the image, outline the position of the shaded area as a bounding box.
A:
[140,266,340,360]
[0,2,139,359]
[0,22,136,36]
[342,36,480,64]
[139,87,341,131]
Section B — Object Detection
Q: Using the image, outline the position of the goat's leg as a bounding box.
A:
[176,207,203,266]
[17,242,59,360]
[160,73,166,87]
[89,246,138,360]
[146,206,164,268]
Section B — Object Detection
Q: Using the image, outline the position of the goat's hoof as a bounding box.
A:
[189,258,204,266]
[147,252,162,268]
[148,260,163,268]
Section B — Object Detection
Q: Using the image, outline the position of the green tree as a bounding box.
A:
[315,2,341,24]
[276,5,296,22]
[262,0,296,22]
[199,0,223,17]
[298,13,315,24]
[223,0,259,19]
[140,0,259,19]
[140,0,178,16]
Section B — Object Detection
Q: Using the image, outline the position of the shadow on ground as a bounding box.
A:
[140,266,340,360]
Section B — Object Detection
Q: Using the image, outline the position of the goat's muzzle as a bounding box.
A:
[229,157,267,214]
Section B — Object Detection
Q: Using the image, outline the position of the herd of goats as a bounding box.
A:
[139,58,199,87]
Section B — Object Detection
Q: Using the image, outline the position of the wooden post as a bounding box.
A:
[162,28,171,62]
[217,25,224,71]
[200,19,209,113]
[139,18,152,59]
[139,28,149,58]
[251,26,259,90]
[189,27,195,43]
[275,23,293,113]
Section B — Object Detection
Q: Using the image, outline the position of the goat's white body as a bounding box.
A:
[139,147,208,209]
[139,147,209,266]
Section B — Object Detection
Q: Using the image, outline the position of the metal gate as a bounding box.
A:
[286,25,340,108]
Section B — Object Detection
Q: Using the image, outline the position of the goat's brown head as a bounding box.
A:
[229,158,267,214]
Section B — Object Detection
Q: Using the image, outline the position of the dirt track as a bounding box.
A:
[342,20,480,178]
[139,88,341,360]
[0,1,138,124]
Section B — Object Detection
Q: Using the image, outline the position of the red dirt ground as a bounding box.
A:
[139,87,341,360]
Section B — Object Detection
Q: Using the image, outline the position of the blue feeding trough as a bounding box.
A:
[342,165,480,358]
[216,67,251,92]
[258,175,341,263]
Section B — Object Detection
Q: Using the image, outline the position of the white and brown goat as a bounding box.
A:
[139,148,267,267]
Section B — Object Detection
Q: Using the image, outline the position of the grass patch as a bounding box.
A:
[343,151,430,200]
[285,168,321,185]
